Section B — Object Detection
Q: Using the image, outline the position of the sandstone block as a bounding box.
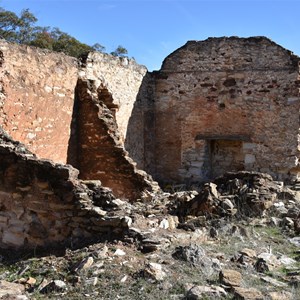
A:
[219,269,242,287]
[233,287,263,300]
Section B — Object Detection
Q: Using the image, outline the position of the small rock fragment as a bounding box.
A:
[114,249,126,256]
[143,262,166,281]
[159,218,169,229]
[97,245,108,258]
[85,277,98,286]
[260,276,288,287]
[40,280,67,294]
[239,248,256,258]
[186,285,227,299]
[74,256,94,273]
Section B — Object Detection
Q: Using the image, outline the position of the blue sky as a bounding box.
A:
[1,0,299,70]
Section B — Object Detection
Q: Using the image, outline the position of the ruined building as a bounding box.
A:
[127,37,300,184]
[0,36,299,248]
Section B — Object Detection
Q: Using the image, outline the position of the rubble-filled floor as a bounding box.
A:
[1,171,300,300]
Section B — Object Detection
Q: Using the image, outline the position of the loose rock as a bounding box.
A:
[219,269,242,287]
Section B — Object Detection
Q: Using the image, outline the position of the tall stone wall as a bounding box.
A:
[0,40,157,200]
[70,78,158,200]
[0,39,78,163]
[147,37,300,184]
[125,72,156,173]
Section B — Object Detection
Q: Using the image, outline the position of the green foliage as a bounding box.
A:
[111,45,128,57]
[0,8,37,44]
[0,8,19,41]
[0,7,127,58]
[92,43,106,53]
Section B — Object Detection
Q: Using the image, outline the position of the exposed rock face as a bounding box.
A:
[129,37,300,184]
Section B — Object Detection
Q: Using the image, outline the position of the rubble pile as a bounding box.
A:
[167,171,300,224]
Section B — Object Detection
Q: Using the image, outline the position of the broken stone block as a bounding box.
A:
[233,287,263,300]
[239,248,257,258]
[257,252,280,269]
[143,262,166,281]
[268,291,293,300]
[219,269,242,287]
[185,284,227,299]
[73,256,94,273]
[40,280,67,294]
[260,276,288,288]
[0,280,26,298]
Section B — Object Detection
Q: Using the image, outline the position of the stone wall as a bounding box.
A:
[0,40,157,200]
[79,52,147,142]
[145,37,300,184]
[0,128,130,249]
[70,78,158,200]
[125,72,156,173]
[0,39,78,163]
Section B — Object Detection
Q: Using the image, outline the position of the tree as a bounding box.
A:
[50,28,93,57]
[111,45,128,57]
[0,8,20,41]
[92,43,105,53]
[29,28,53,50]
[0,8,38,44]
[0,7,129,58]
[17,8,38,44]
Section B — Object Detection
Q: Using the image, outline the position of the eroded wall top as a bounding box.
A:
[0,40,147,165]
[79,52,147,141]
[161,36,299,72]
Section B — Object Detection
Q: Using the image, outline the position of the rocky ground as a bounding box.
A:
[1,171,300,299]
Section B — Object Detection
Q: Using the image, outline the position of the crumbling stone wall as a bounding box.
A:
[0,128,130,249]
[71,78,157,200]
[142,37,300,184]
[79,52,147,142]
[0,39,78,163]
[0,40,156,200]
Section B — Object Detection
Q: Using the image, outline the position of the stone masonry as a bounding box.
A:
[0,41,78,163]
[0,36,300,249]
[0,128,130,249]
[0,39,157,201]
[128,37,300,185]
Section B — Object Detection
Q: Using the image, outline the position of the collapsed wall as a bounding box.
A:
[0,40,157,200]
[0,127,130,249]
[70,77,158,200]
[138,37,300,184]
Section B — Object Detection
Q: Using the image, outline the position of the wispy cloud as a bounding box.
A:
[97,3,117,10]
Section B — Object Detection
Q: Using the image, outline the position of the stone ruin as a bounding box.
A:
[127,37,300,185]
[0,36,299,249]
